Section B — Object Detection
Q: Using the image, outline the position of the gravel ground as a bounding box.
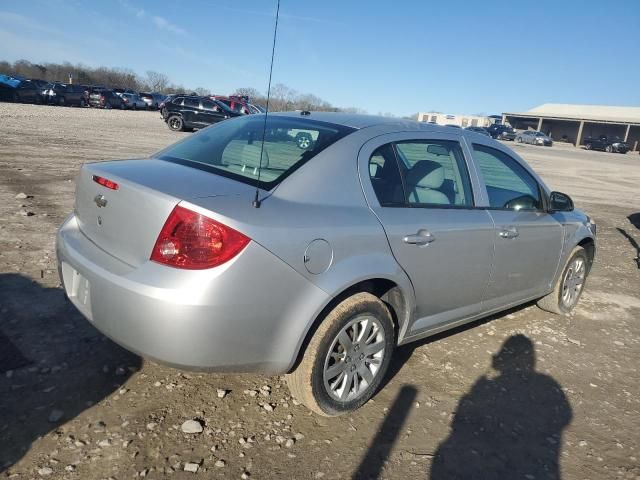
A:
[0,103,639,479]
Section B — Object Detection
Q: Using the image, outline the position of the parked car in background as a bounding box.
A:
[140,92,164,110]
[11,79,43,103]
[0,74,23,101]
[465,126,491,137]
[584,135,629,153]
[89,89,125,109]
[113,88,137,96]
[487,124,517,141]
[213,95,265,115]
[42,83,87,106]
[57,113,596,416]
[163,96,241,131]
[516,130,553,147]
[121,93,148,110]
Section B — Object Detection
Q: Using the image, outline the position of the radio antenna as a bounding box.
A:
[253,0,280,208]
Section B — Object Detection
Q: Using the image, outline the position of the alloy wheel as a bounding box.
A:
[322,315,385,402]
[561,257,586,309]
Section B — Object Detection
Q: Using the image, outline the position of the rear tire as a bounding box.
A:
[585,143,592,150]
[58,96,66,106]
[537,246,589,315]
[286,292,395,416]
[605,145,613,153]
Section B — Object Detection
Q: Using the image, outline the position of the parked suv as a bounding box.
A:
[140,92,165,110]
[487,124,517,141]
[584,135,629,153]
[163,96,241,131]
[121,93,147,110]
[57,113,596,416]
[42,83,87,106]
[11,79,43,103]
[88,89,125,109]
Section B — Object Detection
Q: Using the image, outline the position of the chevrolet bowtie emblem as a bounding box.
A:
[94,194,108,208]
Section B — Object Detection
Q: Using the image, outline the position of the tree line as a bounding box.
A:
[0,59,365,113]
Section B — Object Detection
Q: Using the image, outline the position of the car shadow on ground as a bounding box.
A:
[0,273,141,473]
[616,213,640,268]
[354,314,573,479]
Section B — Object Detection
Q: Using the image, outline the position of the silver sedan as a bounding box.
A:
[516,130,553,146]
[57,113,595,415]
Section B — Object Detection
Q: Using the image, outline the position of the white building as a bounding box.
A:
[417,112,495,128]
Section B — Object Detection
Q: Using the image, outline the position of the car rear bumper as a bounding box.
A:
[56,214,330,373]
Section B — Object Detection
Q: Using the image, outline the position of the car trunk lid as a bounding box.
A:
[74,158,254,267]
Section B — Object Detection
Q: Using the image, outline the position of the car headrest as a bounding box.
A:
[406,160,445,189]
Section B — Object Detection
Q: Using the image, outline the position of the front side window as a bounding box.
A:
[201,99,219,111]
[395,140,473,207]
[472,144,542,211]
[158,116,354,189]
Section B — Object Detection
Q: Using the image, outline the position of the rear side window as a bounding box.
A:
[472,144,542,211]
[158,116,355,189]
[184,98,200,108]
[369,145,405,206]
[395,141,473,207]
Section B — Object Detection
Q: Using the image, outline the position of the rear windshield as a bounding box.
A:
[157,115,355,189]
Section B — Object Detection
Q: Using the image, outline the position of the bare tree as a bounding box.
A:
[194,87,210,96]
[145,71,170,92]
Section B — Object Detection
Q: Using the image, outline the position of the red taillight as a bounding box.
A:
[150,206,250,270]
[92,175,119,190]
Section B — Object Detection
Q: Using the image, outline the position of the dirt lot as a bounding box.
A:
[0,103,639,480]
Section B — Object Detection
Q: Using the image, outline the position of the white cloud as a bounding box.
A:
[151,15,186,36]
[118,0,186,36]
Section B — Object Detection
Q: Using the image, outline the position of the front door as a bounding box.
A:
[200,99,226,126]
[470,143,563,308]
[360,134,495,336]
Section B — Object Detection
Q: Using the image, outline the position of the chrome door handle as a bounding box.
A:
[403,229,435,246]
[499,227,519,239]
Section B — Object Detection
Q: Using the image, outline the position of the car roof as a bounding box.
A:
[269,111,443,130]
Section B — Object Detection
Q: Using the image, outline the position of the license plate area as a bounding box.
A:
[61,262,93,320]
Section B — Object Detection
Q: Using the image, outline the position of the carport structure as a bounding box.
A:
[502,104,640,151]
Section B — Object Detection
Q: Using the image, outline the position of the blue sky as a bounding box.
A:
[1,0,639,116]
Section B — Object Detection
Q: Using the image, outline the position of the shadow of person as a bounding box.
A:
[429,334,572,480]
[616,228,640,269]
[0,273,141,473]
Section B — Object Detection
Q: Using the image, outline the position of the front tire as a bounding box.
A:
[585,143,592,150]
[537,246,589,315]
[605,145,613,153]
[286,292,395,416]
[167,115,185,131]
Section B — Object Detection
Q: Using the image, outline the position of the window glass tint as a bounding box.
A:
[395,140,473,207]
[159,116,354,188]
[472,144,542,210]
[368,145,404,206]
[184,98,200,108]
[201,99,219,111]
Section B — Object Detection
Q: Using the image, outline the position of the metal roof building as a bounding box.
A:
[502,104,640,150]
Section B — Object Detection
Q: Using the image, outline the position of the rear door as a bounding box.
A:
[182,97,201,126]
[470,143,563,308]
[359,132,495,336]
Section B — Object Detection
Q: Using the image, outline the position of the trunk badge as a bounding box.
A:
[94,194,108,208]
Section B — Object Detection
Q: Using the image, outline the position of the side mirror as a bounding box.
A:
[549,191,574,212]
